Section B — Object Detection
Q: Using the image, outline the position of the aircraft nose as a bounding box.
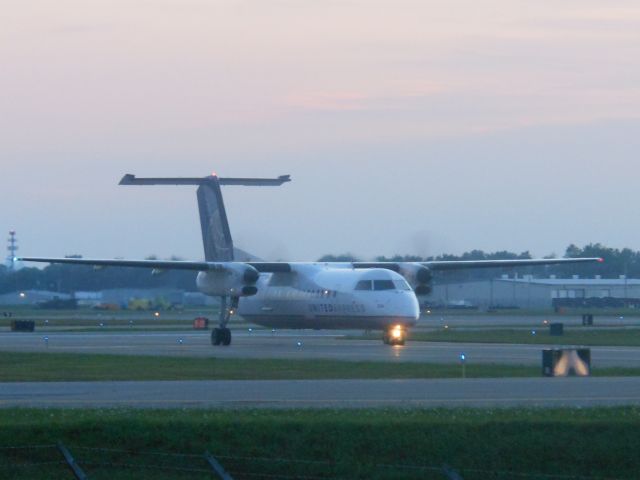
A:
[400,291,420,323]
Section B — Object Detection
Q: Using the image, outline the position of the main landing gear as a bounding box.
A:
[212,327,231,346]
[383,325,406,346]
[211,296,239,347]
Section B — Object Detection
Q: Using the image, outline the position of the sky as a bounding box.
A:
[1,0,639,262]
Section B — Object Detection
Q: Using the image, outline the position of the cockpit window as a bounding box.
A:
[373,280,396,291]
[355,280,372,291]
[393,279,412,291]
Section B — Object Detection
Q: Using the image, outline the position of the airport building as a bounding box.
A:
[0,290,73,306]
[431,275,640,309]
[2,277,639,311]
[77,288,216,308]
[0,288,216,307]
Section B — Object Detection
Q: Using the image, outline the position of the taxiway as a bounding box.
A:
[2,377,640,409]
[1,329,640,366]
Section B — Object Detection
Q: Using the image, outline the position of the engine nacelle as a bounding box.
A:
[398,263,433,296]
[196,264,260,297]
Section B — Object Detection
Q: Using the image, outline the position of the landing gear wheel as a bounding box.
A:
[221,328,231,346]
[211,327,232,346]
[211,296,237,347]
[212,328,222,346]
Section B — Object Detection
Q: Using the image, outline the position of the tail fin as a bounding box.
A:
[120,173,291,262]
[197,177,233,261]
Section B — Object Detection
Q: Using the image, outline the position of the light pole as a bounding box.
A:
[460,352,466,378]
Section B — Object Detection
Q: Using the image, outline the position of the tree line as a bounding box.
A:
[0,261,197,295]
[0,243,634,294]
[319,244,634,281]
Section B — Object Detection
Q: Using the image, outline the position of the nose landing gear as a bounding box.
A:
[383,325,406,346]
[211,296,239,347]
[212,327,231,346]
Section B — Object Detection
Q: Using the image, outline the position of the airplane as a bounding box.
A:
[20,173,602,346]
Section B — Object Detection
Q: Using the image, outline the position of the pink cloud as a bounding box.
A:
[285,91,370,111]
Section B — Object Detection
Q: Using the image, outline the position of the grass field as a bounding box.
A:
[402,328,640,346]
[0,307,217,328]
[1,350,640,381]
[2,407,640,479]
[352,327,640,346]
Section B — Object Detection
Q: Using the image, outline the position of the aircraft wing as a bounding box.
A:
[353,257,602,272]
[422,257,603,270]
[20,256,602,273]
[19,257,225,271]
[20,257,297,273]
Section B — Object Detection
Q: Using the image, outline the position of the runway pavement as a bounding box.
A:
[2,329,640,366]
[3,328,640,409]
[2,377,640,408]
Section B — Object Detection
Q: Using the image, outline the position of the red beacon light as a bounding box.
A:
[597,258,604,263]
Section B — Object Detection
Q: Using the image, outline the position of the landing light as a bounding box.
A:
[154,312,160,317]
[391,325,403,340]
[19,292,25,298]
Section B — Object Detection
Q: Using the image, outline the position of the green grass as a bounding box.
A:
[431,308,640,316]
[0,309,215,328]
[402,328,640,346]
[1,351,640,382]
[2,407,640,479]
[352,327,640,346]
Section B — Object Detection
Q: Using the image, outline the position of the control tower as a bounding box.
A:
[6,231,18,270]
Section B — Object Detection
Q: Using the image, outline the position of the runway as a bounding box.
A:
[3,328,640,409]
[2,330,640,367]
[2,377,640,408]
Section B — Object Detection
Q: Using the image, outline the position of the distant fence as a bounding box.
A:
[0,443,631,479]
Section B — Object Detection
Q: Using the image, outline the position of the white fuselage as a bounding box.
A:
[197,263,420,330]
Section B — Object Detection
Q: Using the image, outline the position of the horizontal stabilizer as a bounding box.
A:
[119,174,291,187]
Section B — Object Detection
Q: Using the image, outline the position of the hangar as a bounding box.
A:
[431,275,640,310]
